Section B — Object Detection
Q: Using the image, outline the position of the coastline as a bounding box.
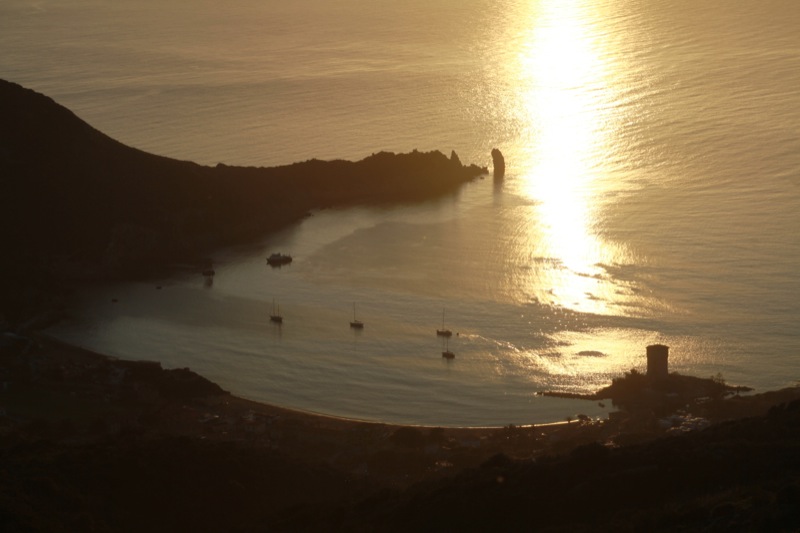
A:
[8,333,799,462]
[6,325,800,531]
[20,332,576,438]
[3,333,571,478]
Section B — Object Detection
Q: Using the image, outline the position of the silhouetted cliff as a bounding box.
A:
[0,80,485,320]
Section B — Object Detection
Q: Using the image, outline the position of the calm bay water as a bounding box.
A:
[2,0,799,426]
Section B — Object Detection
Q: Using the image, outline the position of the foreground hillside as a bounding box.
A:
[0,79,485,322]
[1,335,799,532]
[274,402,800,532]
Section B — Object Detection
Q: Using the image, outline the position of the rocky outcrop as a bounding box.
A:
[491,147,505,178]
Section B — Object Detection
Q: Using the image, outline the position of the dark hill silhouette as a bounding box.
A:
[278,399,800,532]
[0,80,485,320]
[2,379,799,532]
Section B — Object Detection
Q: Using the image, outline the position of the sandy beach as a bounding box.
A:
[2,332,590,489]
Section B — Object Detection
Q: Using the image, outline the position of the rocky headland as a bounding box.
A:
[0,79,485,323]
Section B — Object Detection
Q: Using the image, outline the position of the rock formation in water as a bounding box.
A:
[491,148,505,179]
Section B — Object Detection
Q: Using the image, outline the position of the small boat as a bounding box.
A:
[350,302,364,329]
[267,253,293,266]
[436,308,452,337]
[270,298,283,324]
[442,338,455,359]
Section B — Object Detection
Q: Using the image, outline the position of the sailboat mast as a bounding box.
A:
[270,296,283,323]
[350,302,364,328]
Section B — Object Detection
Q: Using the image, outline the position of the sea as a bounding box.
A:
[2,0,799,426]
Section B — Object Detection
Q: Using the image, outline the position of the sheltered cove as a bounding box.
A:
[3,80,800,531]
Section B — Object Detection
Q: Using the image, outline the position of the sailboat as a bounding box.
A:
[350,302,364,329]
[442,337,455,359]
[436,308,452,337]
[270,298,283,324]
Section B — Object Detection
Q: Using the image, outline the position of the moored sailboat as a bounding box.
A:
[436,308,452,337]
[270,298,283,324]
[350,302,364,329]
[442,337,455,359]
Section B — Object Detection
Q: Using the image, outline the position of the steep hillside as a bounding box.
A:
[0,80,485,321]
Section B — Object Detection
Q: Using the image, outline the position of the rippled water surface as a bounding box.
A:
[3,0,799,425]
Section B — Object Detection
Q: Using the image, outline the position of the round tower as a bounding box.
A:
[646,344,669,380]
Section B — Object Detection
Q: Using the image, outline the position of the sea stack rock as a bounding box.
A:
[491,148,505,179]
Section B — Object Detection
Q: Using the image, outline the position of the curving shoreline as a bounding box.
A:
[3,332,578,483]
[10,331,799,446]
[5,329,800,530]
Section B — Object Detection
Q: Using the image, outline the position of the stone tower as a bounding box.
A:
[646,344,669,379]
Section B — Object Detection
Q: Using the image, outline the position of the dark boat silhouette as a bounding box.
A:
[267,253,293,266]
[442,337,455,359]
[350,302,364,329]
[270,298,283,324]
[436,308,452,337]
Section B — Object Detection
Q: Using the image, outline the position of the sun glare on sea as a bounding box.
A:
[507,0,633,316]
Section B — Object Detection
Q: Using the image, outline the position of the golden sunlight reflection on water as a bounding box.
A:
[504,0,640,319]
